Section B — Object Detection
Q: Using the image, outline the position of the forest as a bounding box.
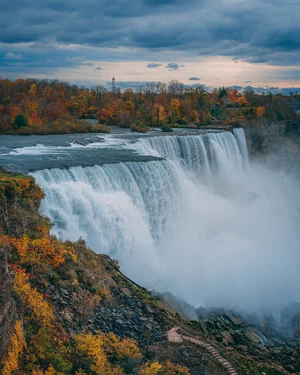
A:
[0,77,298,135]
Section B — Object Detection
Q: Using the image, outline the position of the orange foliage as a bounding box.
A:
[236,96,248,107]
[10,105,22,122]
[14,270,54,326]
[1,321,26,375]
[11,235,67,269]
[256,106,266,117]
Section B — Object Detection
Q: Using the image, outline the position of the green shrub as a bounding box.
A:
[161,126,173,132]
[93,124,110,133]
[13,114,27,129]
[130,121,149,133]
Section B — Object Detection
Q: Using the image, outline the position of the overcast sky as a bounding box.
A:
[1,0,300,88]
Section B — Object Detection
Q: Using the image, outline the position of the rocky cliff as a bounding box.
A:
[0,245,20,359]
[242,120,286,154]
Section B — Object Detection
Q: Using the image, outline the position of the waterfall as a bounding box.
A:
[233,127,249,167]
[32,129,300,312]
[133,130,246,178]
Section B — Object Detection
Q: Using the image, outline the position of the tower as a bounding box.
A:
[112,77,116,92]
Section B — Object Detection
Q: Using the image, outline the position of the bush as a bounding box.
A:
[177,118,187,125]
[161,126,173,132]
[130,121,149,133]
[93,124,110,133]
[15,118,108,135]
[13,114,27,129]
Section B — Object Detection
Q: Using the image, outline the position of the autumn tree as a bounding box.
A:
[169,99,180,123]
[256,106,266,117]
[236,96,248,107]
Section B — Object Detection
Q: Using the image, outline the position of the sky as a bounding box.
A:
[1,0,300,89]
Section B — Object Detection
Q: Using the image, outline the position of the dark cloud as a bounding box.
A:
[189,77,200,81]
[166,62,180,70]
[95,66,103,70]
[0,0,299,76]
[147,63,162,68]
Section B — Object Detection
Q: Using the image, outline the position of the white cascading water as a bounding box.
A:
[32,129,300,314]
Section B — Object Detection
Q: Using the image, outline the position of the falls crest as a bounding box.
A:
[134,130,249,178]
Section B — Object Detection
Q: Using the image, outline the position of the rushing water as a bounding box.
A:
[29,129,300,313]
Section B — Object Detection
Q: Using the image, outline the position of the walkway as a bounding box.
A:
[167,326,238,375]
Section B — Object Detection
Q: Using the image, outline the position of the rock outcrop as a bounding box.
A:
[0,245,20,358]
[243,121,286,154]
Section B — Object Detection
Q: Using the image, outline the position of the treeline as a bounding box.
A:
[0,77,297,134]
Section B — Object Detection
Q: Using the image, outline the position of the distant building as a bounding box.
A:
[112,77,116,92]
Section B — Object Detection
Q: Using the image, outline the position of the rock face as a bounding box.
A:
[0,246,20,359]
[243,121,286,154]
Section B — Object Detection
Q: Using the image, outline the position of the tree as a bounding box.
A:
[169,99,180,123]
[218,87,227,99]
[13,114,27,128]
[139,362,162,375]
[256,106,266,117]
[236,96,248,107]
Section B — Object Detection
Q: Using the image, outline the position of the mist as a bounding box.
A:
[32,130,300,317]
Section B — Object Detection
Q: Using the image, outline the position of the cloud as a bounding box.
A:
[244,80,252,83]
[95,66,103,70]
[0,0,300,82]
[189,77,200,81]
[5,52,23,60]
[147,62,162,68]
[166,62,180,70]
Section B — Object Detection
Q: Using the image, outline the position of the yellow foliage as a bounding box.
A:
[31,365,64,375]
[103,332,142,360]
[1,321,26,375]
[0,233,9,248]
[29,84,37,97]
[0,175,32,197]
[31,368,45,375]
[236,96,248,107]
[14,271,54,326]
[163,360,190,375]
[11,235,75,269]
[75,370,88,375]
[75,333,123,375]
[139,361,163,375]
[256,106,266,117]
